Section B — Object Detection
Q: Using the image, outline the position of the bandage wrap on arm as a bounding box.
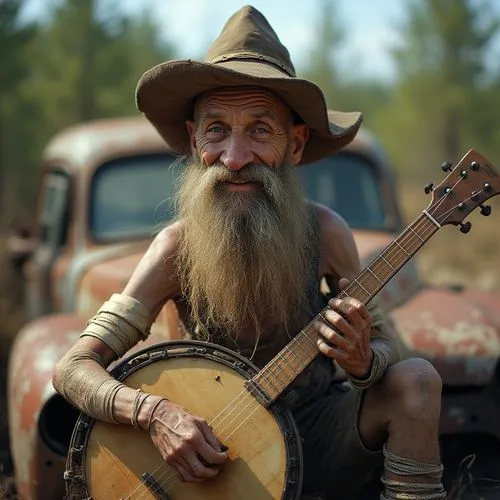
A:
[81,293,152,357]
[56,294,153,423]
[56,350,125,423]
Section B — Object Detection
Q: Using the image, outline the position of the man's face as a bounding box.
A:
[186,87,309,185]
[176,88,313,340]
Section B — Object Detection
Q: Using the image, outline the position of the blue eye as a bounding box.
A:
[208,125,224,133]
[254,127,270,135]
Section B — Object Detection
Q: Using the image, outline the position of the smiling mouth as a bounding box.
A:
[224,181,260,192]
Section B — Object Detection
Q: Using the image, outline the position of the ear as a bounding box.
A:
[185,120,197,155]
[288,124,309,165]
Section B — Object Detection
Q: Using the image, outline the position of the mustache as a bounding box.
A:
[200,162,285,195]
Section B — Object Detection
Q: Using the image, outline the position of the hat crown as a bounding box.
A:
[205,5,296,77]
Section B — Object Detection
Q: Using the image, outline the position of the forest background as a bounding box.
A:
[3,0,500,289]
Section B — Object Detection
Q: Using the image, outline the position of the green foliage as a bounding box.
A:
[300,0,500,183]
[26,0,175,130]
[0,0,38,225]
[0,0,176,223]
[300,0,344,108]
[375,0,500,179]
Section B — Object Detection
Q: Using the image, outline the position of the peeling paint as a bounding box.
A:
[392,288,500,385]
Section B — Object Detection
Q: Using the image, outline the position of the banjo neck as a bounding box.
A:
[244,212,438,406]
[245,149,500,406]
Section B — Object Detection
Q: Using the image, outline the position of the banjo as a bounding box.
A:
[66,150,499,499]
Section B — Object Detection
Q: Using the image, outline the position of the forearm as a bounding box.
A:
[53,293,164,427]
[346,304,403,388]
[53,345,164,429]
[370,320,403,367]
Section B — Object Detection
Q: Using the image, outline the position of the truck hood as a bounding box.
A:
[391,287,500,386]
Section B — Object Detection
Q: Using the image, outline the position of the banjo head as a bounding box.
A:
[65,340,303,500]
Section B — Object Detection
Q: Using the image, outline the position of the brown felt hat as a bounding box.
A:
[136,5,362,164]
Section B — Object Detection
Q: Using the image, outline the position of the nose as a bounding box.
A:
[219,133,253,171]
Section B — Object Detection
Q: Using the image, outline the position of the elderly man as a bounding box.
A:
[54,6,445,499]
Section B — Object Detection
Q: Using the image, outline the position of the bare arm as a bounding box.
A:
[53,224,181,425]
[314,203,402,378]
[53,222,227,481]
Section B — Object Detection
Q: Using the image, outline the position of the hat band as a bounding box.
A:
[208,52,295,77]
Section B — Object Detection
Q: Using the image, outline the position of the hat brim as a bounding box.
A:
[136,59,362,165]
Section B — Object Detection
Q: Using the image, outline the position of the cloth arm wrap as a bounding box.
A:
[81,293,152,358]
[56,350,125,423]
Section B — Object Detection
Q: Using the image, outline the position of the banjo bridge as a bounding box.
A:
[141,472,170,500]
[244,379,272,408]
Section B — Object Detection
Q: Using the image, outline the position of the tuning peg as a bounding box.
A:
[470,161,480,171]
[459,221,472,234]
[424,183,434,194]
[480,204,492,216]
[441,161,453,172]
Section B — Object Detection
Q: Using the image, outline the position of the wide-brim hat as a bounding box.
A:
[136,5,362,165]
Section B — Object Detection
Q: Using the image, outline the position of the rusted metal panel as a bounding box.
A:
[61,241,148,312]
[391,288,500,386]
[7,314,87,499]
[42,117,171,172]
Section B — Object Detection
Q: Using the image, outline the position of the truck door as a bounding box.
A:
[25,170,70,318]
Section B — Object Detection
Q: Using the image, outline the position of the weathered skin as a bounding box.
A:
[6,116,500,498]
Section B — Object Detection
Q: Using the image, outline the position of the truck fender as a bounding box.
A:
[7,314,87,500]
[390,287,500,387]
[7,306,186,499]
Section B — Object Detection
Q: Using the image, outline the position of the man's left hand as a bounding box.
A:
[314,294,373,378]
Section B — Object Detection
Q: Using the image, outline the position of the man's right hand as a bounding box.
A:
[145,399,228,482]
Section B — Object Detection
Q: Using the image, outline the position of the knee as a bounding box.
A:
[382,357,442,418]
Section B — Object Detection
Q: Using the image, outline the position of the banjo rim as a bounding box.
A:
[65,339,303,500]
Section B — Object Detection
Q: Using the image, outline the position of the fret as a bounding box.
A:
[366,267,383,283]
[380,255,395,270]
[409,226,425,242]
[317,311,328,323]
[393,240,410,256]
[257,368,285,393]
[285,345,302,366]
[275,351,297,379]
[353,277,371,297]
[300,328,319,349]
[290,335,309,355]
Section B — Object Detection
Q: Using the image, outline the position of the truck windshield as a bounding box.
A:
[90,152,387,241]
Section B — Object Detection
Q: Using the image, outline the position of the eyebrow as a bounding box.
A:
[249,110,278,121]
[201,109,279,122]
[203,111,224,120]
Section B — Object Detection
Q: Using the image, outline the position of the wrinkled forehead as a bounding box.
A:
[193,86,294,123]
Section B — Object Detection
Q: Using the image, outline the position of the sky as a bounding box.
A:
[150,0,406,81]
[22,0,407,81]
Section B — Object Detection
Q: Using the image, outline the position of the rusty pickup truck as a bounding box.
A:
[7,116,500,499]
